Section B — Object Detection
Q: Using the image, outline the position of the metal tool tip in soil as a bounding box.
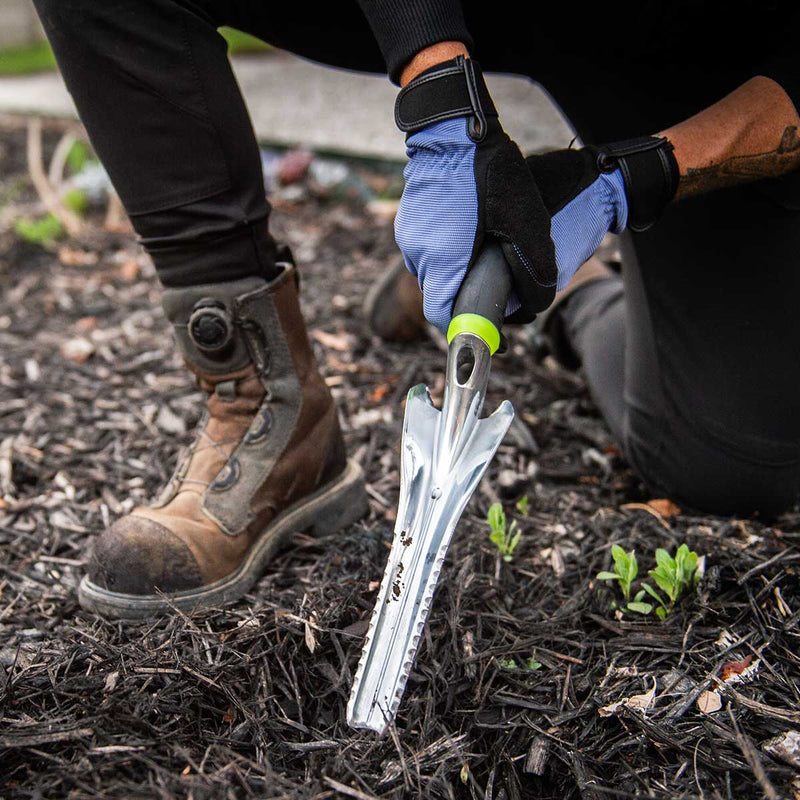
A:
[347,334,514,733]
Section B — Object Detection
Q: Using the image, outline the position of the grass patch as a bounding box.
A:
[0,40,57,75]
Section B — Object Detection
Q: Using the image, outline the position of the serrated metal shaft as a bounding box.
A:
[347,334,514,734]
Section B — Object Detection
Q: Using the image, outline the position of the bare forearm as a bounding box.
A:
[661,76,800,200]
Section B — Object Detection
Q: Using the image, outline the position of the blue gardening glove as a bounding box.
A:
[394,57,679,333]
[394,56,557,334]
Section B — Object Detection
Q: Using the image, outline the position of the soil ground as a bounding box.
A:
[1,118,799,800]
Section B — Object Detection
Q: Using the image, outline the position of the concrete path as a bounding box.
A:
[0,49,575,161]
[0,0,43,48]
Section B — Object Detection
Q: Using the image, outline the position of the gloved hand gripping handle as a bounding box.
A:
[447,239,513,355]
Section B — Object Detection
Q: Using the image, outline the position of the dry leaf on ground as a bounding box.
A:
[697,690,722,714]
[599,678,657,717]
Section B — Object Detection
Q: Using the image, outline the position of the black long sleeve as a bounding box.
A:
[758,10,800,113]
[356,0,474,84]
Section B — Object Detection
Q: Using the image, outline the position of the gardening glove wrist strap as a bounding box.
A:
[523,134,679,292]
[395,56,498,139]
[594,136,680,232]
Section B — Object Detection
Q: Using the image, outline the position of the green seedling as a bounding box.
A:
[14,213,65,249]
[642,544,701,620]
[498,656,542,671]
[597,544,638,602]
[597,543,702,619]
[515,495,530,516]
[625,590,654,616]
[597,545,654,615]
[487,502,522,562]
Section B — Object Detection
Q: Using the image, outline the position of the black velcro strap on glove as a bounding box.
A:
[595,136,680,232]
[395,56,498,141]
[527,136,680,233]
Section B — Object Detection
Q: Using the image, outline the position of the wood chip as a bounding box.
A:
[697,690,722,714]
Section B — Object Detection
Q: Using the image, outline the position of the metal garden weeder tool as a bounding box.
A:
[347,240,515,734]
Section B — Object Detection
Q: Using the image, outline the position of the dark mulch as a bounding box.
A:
[1,118,799,800]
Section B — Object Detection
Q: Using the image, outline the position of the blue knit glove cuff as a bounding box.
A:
[551,168,628,291]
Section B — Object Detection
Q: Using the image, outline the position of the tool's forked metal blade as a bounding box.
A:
[347,333,514,734]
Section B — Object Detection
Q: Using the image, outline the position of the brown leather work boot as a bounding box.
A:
[79,260,367,618]
[363,256,427,342]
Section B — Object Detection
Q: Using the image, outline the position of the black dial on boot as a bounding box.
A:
[188,300,234,354]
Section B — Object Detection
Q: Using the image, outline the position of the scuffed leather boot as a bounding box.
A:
[363,256,427,342]
[79,259,367,618]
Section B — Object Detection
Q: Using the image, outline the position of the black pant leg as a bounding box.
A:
[33,0,280,285]
[622,177,800,518]
[558,277,627,444]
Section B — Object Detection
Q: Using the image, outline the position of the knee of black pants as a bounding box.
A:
[624,406,800,520]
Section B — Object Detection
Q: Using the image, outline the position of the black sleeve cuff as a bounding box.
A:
[755,5,800,112]
[758,64,800,116]
[356,0,474,84]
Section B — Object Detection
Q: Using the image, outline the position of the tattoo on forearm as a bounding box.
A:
[676,125,800,200]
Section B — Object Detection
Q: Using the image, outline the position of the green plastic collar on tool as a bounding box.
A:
[447,313,501,354]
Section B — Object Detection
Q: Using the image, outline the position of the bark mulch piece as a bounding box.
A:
[1,119,799,799]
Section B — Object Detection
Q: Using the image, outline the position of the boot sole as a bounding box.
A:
[77,459,368,620]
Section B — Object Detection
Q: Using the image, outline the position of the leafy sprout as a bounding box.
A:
[498,656,542,672]
[642,544,702,620]
[596,543,702,619]
[596,544,638,602]
[487,503,522,562]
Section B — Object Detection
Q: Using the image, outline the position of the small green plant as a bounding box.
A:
[596,543,702,619]
[515,495,530,516]
[597,544,638,602]
[487,502,521,562]
[14,213,65,248]
[642,544,701,620]
[498,656,542,672]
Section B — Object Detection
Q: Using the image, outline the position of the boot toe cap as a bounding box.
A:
[88,515,204,596]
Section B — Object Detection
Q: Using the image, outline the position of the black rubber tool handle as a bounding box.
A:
[450,239,513,352]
